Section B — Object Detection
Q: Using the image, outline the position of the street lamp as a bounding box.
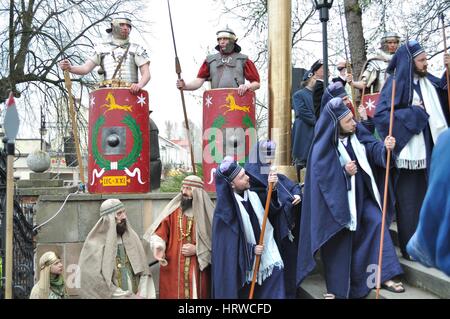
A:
[313,0,334,88]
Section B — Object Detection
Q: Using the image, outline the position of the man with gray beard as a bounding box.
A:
[144,175,214,299]
[373,40,450,260]
[176,27,260,96]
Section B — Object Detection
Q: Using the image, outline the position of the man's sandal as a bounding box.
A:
[381,280,405,293]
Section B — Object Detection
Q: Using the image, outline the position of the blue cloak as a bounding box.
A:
[211,164,285,299]
[407,129,450,276]
[245,142,303,298]
[297,98,402,298]
[292,87,315,165]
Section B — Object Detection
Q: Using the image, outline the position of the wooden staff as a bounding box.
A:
[441,13,450,114]
[63,71,85,185]
[376,72,396,299]
[54,6,85,184]
[167,0,196,175]
[249,175,275,299]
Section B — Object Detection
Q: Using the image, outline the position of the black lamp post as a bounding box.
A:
[314,0,334,88]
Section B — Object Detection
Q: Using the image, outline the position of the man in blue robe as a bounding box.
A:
[407,128,450,276]
[373,40,449,260]
[297,97,404,299]
[212,156,285,299]
[292,69,316,179]
[245,140,302,299]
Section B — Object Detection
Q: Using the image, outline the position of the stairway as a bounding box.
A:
[297,223,450,299]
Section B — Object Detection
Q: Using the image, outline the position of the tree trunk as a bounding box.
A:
[343,0,366,77]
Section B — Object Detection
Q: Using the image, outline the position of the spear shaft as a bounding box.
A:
[441,13,450,114]
[167,0,196,175]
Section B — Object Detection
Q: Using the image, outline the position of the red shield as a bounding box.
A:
[202,89,257,192]
[361,93,380,118]
[88,88,150,193]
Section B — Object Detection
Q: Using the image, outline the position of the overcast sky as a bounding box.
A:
[139,0,240,136]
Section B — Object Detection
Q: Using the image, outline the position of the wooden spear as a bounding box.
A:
[249,169,275,299]
[440,13,450,114]
[376,72,396,299]
[167,0,196,175]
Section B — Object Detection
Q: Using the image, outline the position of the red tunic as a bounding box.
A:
[155,207,210,299]
[197,59,260,83]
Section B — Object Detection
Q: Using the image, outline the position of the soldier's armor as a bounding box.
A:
[93,42,149,84]
[361,51,393,93]
[206,52,247,88]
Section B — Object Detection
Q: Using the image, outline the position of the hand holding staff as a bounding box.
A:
[248,166,277,299]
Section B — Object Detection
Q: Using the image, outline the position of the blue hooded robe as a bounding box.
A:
[212,159,285,299]
[407,129,450,276]
[245,140,303,298]
[296,97,403,298]
[373,40,449,258]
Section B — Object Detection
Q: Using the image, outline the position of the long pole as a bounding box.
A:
[440,13,450,114]
[376,73,396,299]
[167,0,196,175]
[54,3,85,184]
[5,143,14,299]
[322,17,329,88]
[249,181,274,299]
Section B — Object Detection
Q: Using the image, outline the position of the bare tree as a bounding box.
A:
[0,0,147,145]
[343,0,366,77]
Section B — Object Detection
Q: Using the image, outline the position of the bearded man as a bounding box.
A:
[373,40,450,260]
[144,175,214,299]
[78,199,155,299]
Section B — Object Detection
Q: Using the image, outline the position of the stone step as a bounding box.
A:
[17,179,64,188]
[17,186,79,196]
[396,248,450,299]
[389,222,450,298]
[30,172,74,181]
[298,273,439,299]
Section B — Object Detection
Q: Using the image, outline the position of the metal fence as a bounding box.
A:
[0,149,34,299]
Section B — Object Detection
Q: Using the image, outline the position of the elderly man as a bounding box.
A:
[373,40,450,260]
[144,175,214,299]
[78,199,155,299]
[30,251,67,299]
[59,17,150,94]
[176,27,260,96]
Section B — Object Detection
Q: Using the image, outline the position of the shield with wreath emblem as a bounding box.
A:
[202,88,257,192]
[88,88,150,193]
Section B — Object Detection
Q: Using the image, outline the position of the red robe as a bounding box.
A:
[155,208,210,299]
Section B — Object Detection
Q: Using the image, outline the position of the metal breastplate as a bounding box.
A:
[100,44,139,83]
[207,53,247,88]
